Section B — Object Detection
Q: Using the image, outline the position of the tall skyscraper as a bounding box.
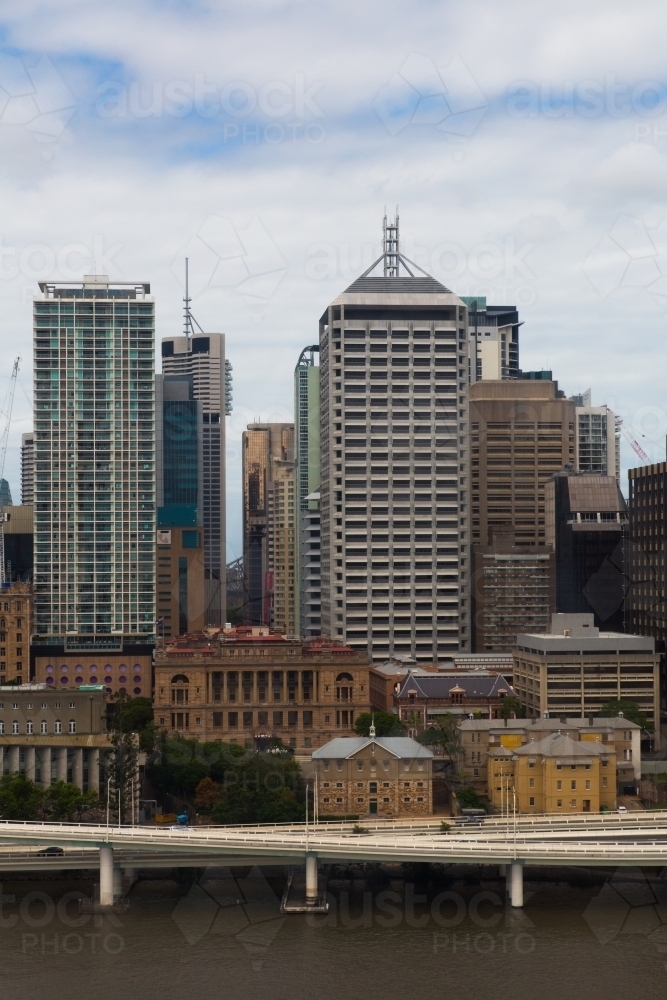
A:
[32,275,155,669]
[461,297,520,382]
[155,374,205,637]
[294,346,321,637]
[319,214,470,662]
[0,480,12,506]
[20,432,34,505]
[545,468,627,631]
[469,380,576,548]
[242,423,295,626]
[161,334,229,625]
[569,390,619,481]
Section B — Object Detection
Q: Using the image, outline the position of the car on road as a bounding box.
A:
[617,805,628,814]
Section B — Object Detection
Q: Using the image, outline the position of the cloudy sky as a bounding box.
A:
[1,0,666,556]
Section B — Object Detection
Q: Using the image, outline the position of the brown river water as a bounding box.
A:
[0,864,665,1000]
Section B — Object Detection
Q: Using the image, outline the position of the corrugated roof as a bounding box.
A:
[312,736,433,759]
[343,276,451,295]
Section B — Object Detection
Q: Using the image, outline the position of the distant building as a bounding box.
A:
[20,433,34,505]
[312,733,433,817]
[512,613,659,736]
[242,424,295,627]
[471,527,555,652]
[0,683,111,792]
[570,390,619,481]
[0,581,32,682]
[294,346,321,637]
[459,715,641,797]
[393,668,517,732]
[545,469,627,631]
[153,627,371,751]
[2,505,33,582]
[488,732,617,814]
[0,480,12,506]
[461,297,520,382]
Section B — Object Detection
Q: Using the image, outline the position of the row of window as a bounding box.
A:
[322,796,425,804]
[0,720,76,734]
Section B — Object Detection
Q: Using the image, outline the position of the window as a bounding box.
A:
[602,777,608,788]
[323,761,329,772]
[69,720,76,733]
[556,780,562,790]
[228,712,238,729]
[369,782,377,793]
[585,780,591,790]
[623,749,632,761]
[303,711,313,727]
[0,722,3,734]
[212,712,222,727]
[55,720,62,733]
[570,780,576,790]
[26,721,33,734]
[273,711,283,727]
[557,799,563,807]
[11,721,18,734]
[529,797,535,806]
[357,761,364,771]
[570,799,577,807]
[529,778,535,788]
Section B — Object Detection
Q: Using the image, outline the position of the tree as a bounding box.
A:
[44,781,99,821]
[499,697,524,720]
[194,776,222,812]
[110,694,156,751]
[417,714,462,760]
[107,728,139,822]
[599,699,650,730]
[0,774,43,820]
[354,712,406,737]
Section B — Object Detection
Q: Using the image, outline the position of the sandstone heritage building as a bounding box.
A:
[153,625,371,750]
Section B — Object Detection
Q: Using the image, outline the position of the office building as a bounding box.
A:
[461,297,520,383]
[294,346,321,637]
[153,626,371,750]
[0,480,12,506]
[471,528,555,652]
[155,374,206,637]
[1,505,33,582]
[161,333,230,625]
[469,380,576,548]
[32,275,155,678]
[512,613,659,734]
[570,390,619,481]
[312,734,433,817]
[242,423,295,626]
[545,469,627,631]
[0,581,32,681]
[319,214,470,662]
[460,716,641,797]
[21,433,34,505]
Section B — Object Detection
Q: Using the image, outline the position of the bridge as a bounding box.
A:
[0,813,666,908]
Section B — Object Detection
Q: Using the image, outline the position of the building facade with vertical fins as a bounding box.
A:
[21,432,34,505]
[294,346,321,637]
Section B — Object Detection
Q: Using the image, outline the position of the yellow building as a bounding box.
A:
[488,732,617,814]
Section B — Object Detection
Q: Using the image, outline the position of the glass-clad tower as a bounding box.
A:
[294,346,321,636]
[32,275,155,643]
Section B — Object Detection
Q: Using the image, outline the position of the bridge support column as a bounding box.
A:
[25,746,36,782]
[100,847,114,907]
[41,748,52,788]
[8,746,19,774]
[56,747,68,784]
[113,867,122,900]
[305,853,318,902]
[509,862,523,908]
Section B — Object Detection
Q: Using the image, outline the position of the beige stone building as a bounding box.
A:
[153,626,370,751]
[156,525,206,639]
[459,714,642,797]
[488,732,617,815]
[0,581,32,681]
[312,734,433,817]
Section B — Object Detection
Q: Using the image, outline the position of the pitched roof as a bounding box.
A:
[395,669,514,701]
[513,733,612,757]
[311,736,433,760]
[342,275,452,296]
[528,716,640,731]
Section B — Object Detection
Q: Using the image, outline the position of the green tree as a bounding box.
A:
[499,697,524,720]
[107,728,139,822]
[354,712,406,737]
[110,694,156,751]
[0,774,43,820]
[417,714,462,759]
[44,781,99,821]
[599,699,650,730]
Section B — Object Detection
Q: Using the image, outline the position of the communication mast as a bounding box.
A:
[183,257,204,345]
[0,357,20,586]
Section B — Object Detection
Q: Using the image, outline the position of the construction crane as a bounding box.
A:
[0,357,20,585]
[608,407,649,463]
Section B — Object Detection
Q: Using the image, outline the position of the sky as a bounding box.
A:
[0,0,667,558]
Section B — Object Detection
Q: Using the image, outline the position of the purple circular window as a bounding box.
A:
[46,665,54,674]
[105,686,112,694]
[60,677,68,685]
[75,676,82,684]
[104,675,112,684]
[75,665,83,674]
[119,687,127,695]
[133,665,141,672]
[60,664,68,673]
[89,676,98,684]
[119,675,127,684]
[46,677,54,685]
[133,676,141,684]
[133,687,141,695]
[104,664,111,672]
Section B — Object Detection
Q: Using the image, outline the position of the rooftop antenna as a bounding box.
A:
[383,206,399,277]
[183,257,205,346]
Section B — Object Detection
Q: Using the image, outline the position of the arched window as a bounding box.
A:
[336,672,353,682]
[171,674,190,705]
[69,720,76,734]
[336,673,353,702]
[171,674,189,684]
[0,618,4,628]
[55,720,62,734]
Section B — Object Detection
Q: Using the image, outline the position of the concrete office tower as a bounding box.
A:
[32,275,155,650]
[21,433,34,505]
[1,504,33,582]
[242,423,295,626]
[294,346,321,637]
[461,297,520,383]
[570,390,619,481]
[155,374,206,636]
[545,469,627,632]
[161,333,228,625]
[319,214,471,662]
[469,380,576,548]
[471,527,555,652]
